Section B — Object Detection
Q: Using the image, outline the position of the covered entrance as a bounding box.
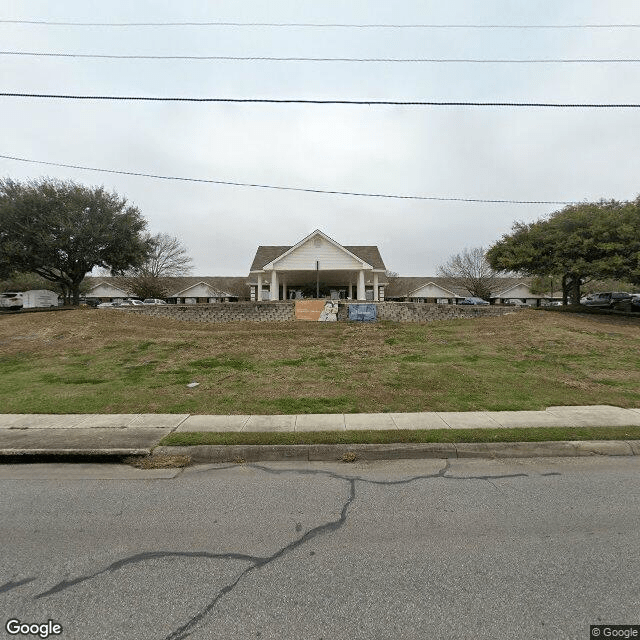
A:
[247,230,387,302]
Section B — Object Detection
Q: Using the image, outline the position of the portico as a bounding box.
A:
[248,230,387,301]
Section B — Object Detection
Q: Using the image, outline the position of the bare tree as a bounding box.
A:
[437,247,500,301]
[118,233,193,299]
[134,233,193,278]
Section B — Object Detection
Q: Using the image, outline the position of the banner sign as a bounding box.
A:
[348,304,377,322]
[295,299,327,321]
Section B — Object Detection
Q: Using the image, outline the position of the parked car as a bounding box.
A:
[0,292,24,310]
[582,292,632,309]
[120,299,144,306]
[612,294,640,313]
[459,297,490,305]
[97,302,115,308]
[142,298,166,305]
[81,297,101,308]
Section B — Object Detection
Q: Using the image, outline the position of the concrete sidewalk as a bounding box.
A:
[0,406,639,459]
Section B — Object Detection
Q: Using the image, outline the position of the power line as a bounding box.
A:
[0,153,576,205]
[2,93,640,108]
[2,19,640,29]
[4,51,640,63]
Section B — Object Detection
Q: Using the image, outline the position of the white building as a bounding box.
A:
[247,229,388,302]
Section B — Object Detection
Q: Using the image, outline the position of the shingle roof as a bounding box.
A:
[385,276,537,299]
[249,246,293,271]
[83,276,251,298]
[249,245,386,271]
[343,246,386,270]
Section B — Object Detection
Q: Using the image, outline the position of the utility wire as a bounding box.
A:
[0,153,576,205]
[3,51,640,63]
[2,19,640,29]
[2,93,640,108]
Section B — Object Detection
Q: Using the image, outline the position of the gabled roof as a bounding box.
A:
[385,277,469,298]
[85,281,130,296]
[493,281,533,297]
[385,276,541,299]
[250,246,292,271]
[406,280,460,298]
[250,230,386,272]
[169,280,235,298]
[83,276,250,298]
[262,229,373,271]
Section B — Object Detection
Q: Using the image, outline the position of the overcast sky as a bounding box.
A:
[2,1,640,276]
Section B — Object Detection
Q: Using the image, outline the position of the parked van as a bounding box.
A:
[0,292,24,310]
[20,289,60,308]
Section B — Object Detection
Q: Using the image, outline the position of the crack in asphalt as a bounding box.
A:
[162,461,528,639]
[31,460,532,639]
[0,577,35,594]
[35,551,266,599]
[163,478,357,640]
[248,459,528,485]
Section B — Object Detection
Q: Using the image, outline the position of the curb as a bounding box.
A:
[0,448,151,457]
[153,440,640,463]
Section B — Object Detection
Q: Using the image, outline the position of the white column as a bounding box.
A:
[373,272,379,301]
[271,270,279,301]
[357,270,365,300]
[257,274,263,301]
[348,284,353,299]
[282,279,287,301]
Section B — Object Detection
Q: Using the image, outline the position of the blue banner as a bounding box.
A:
[348,304,377,322]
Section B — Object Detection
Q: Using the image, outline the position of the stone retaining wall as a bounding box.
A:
[337,302,524,322]
[123,302,296,323]
[120,301,523,323]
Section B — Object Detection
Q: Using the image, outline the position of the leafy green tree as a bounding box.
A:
[0,271,51,293]
[487,199,640,304]
[0,178,152,304]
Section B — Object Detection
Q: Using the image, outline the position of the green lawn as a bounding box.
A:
[1,307,639,414]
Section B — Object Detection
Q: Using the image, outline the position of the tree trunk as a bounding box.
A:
[567,273,582,305]
[71,283,81,306]
[562,274,569,306]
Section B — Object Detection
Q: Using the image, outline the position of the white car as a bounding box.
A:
[143,298,166,305]
[0,292,24,310]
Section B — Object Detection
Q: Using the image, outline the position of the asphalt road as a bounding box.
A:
[1,457,639,640]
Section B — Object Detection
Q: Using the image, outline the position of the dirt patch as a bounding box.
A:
[125,454,192,469]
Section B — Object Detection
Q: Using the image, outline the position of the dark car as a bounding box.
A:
[459,297,490,305]
[612,294,640,312]
[582,292,632,309]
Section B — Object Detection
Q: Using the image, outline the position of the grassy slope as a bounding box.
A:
[0,307,639,414]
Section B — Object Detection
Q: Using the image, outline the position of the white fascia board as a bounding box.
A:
[495,282,531,297]
[262,229,372,270]
[170,281,230,298]
[86,281,130,296]
[406,281,458,298]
